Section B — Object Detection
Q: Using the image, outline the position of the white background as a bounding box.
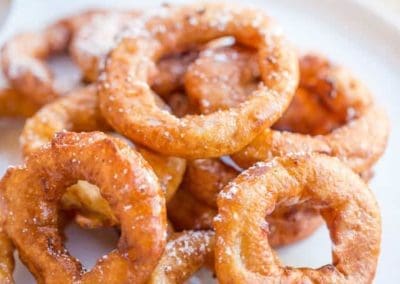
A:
[0,0,399,283]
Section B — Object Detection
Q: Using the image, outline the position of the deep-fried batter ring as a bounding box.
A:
[69,11,139,82]
[1,131,167,283]
[182,158,322,247]
[99,2,298,158]
[20,85,108,154]
[275,54,374,135]
[185,45,388,171]
[215,154,381,283]
[0,39,195,120]
[1,10,102,104]
[185,46,343,134]
[169,182,323,249]
[0,88,40,118]
[233,105,388,173]
[20,85,185,227]
[2,9,174,92]
[20,86,185,199]
[149,230,215,283]
[70,10,199,94]
[185,47,373,135]
[2,23,68,104]
[275,88,343,135]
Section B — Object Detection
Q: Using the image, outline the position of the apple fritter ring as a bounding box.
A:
[1,10,102,105]
[275,53,373,135]
[168,184,323,249]
[69,11,139,82]
[70,9,199,95]
[185,45,389,172]
[20,85,185,228]
[233,105,389,173]
[0,51,197,121]
[182,158,322,247]
[20,85,109,155]
[1,131,167,283]
[185,47,373,135]
[99,2,298,158]
[215,154,381,283]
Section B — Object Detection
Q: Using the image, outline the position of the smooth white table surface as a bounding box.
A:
[0,0,399,283]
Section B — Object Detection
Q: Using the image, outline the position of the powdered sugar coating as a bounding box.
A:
[149,230,215,283]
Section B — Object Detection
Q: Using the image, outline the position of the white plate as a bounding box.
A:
[1,0,399,283]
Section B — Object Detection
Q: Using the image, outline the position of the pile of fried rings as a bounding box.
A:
[0,3,389,284]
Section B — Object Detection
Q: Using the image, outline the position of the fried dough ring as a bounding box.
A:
[20,85,185,227]
[1,131,167,283]
[275,54,374,135]
[1,10,103,104]
[70,10,199,95]
[233,105,388,172]
[168,184,322,249]
[99,2,298,158]
[1,10,165,114]
[183,158,322,247]
[1,9,151,91]
[185,46,388,171]
[215,154,381,283]
[186,47,344,135]
[20,85,108,154]
[0,88,40,118]
[274,88,343,135]
[185,46,372,135]
[0,50,195,120]
[69,11,139,82]
[149,230,215,283]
